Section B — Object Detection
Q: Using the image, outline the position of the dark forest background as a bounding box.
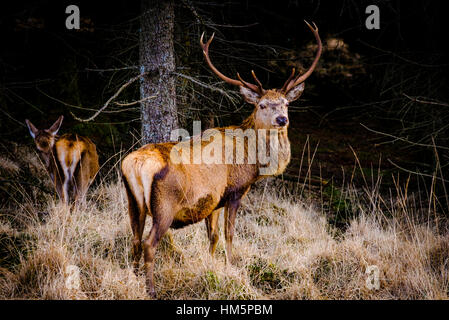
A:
[1,0,448,215]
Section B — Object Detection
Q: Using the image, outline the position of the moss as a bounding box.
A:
[323,184,354,229]
[205,270,220,291]
[201,270,253,299]
[247,258,296,293]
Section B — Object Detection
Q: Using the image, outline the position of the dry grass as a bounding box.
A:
[0,149,448,300]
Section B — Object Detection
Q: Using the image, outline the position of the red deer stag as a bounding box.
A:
[121,21,321,297]
[25,115,99,204]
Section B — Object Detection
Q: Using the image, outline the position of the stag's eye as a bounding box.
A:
[259,103,267,109]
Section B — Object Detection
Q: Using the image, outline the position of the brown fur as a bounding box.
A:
[26,116,99,204]
[121,85,306,297]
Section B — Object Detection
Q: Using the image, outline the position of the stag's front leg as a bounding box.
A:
[224,198,242,265]
[205,208,221,255]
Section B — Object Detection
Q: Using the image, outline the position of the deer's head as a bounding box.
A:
[25,115,64,153]
[200,21,321,130]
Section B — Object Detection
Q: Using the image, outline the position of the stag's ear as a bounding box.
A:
[285,83,305,103]
[25,119,39,139]
[47,115,64,136]
[240,86,261,105]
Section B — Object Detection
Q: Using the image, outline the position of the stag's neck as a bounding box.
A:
[240,112,256,130]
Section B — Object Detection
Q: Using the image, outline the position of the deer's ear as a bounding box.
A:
[25,119,39,139]
[285,83,305,102]
[240,86,261,105]
[48,115,64,136]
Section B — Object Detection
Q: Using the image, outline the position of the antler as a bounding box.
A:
[281,21,322,94]
[200,32,265,95]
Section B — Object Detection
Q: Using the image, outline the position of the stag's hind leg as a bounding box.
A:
[205,208,221,255]
[143,208,174,298]
[123,177,147,274]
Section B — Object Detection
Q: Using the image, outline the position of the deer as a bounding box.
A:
[25,115,100,204]
[121,21,321,297]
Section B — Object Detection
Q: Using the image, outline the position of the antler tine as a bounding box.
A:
[200,31,214,49]
[251,70,265,94]
[236,73,259,93]
[280,68,296,93]
[200,31,262,94]
[284,21,322,93]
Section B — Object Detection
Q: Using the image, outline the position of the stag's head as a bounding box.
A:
[25,116,64,153]
[200,21,321,130]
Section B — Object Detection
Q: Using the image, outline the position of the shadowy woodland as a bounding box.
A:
[0,0,448,299]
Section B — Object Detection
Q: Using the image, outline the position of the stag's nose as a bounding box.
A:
[276,116,288,127]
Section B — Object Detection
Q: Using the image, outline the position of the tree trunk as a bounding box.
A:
[140,0,178,144]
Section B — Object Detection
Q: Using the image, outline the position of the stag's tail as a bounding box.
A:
[121,152,166,218]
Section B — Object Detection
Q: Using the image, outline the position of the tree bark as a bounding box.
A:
[140,0,178,144]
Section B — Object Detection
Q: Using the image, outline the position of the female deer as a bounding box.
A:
[26,115,99,204]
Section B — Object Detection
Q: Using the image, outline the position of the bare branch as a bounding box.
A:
[360,123,449,151]
[387,159,449,183]
[38,87,148,114]
[85,66,138,72]
[114,95,157,106]
[359,40,449,68]
[71,72,151,122]
[206,22,259,28]
[403,93,449,108]
[174,72,239,102]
